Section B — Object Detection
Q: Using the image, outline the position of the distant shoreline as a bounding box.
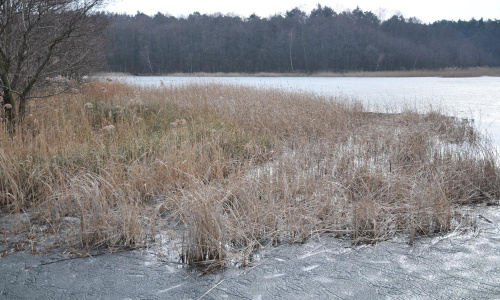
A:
[98,67,500,78]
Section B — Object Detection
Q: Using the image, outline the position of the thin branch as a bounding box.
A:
[197,279,225,300]
[25,87,74,100]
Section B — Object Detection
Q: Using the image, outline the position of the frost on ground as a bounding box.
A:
[1,205,499,299]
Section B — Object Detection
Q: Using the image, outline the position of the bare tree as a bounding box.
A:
[0,0,108,124]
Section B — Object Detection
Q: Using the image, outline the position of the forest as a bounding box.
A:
[104,5,500,74]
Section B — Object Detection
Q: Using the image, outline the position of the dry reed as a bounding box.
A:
[152,67,500,78]
[0,81,498,271]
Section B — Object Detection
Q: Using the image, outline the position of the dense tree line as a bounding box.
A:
[105,5,500,74]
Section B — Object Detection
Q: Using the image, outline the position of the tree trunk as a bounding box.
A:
[0,50,17,125]
[289,30,294,73]
[1,87,16,135]
[1,82,17,124]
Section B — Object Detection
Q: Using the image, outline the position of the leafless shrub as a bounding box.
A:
[0,0,108,122]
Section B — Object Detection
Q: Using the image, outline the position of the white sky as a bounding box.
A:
[104,0,500,23]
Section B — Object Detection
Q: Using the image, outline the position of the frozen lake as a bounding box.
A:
[115,76,500,147]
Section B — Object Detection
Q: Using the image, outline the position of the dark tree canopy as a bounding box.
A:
[105,6,500,75]
[0,0,108,122]
[310,4,336,18]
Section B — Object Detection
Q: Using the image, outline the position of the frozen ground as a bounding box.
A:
[1,205,499,299]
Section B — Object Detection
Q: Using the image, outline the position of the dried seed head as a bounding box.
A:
[103,124,116,132]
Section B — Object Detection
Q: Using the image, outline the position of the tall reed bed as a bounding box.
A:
[0,82,498,269]
[161,66,500,78]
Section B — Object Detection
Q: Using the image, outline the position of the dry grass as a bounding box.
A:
[151,67,500,78]
[0,82,498,270]
[315,67,500,77]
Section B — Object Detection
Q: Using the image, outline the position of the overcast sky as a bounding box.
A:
[104,0,500,23]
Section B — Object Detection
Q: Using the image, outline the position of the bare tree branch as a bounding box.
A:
[0,0,108,122]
